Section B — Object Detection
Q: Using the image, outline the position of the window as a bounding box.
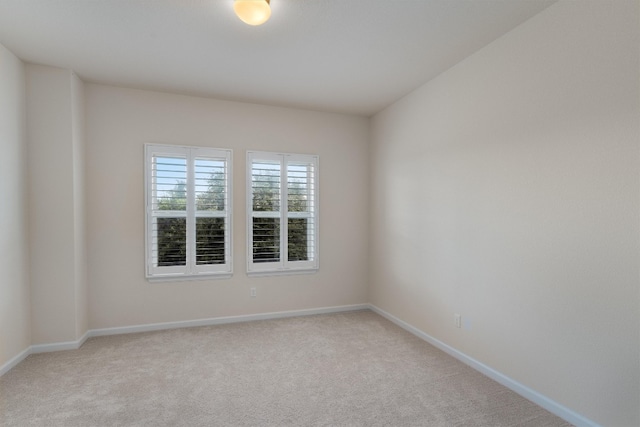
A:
[145,144,232,280]
[247,151,318,275]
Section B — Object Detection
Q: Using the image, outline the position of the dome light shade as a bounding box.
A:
[234,0,271,26]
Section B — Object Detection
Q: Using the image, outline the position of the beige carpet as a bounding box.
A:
[0,310,572,426]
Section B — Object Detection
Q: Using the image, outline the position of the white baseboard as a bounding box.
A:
[0,346,31,377]
[90,304,370,337]
[30,330,90,354]
[368,304,600,427]
[1,304,368,376]
[0,330,90,375]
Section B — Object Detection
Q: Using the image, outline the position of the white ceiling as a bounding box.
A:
[0,0,556,116]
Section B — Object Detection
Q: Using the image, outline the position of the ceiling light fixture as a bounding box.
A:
[233,0,271,26]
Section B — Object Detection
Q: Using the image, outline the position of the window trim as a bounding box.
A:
[145,144,233,281]
[246,151,319,276]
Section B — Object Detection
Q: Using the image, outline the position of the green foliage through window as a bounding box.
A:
[157,217,186,266]
[196,217,225,265]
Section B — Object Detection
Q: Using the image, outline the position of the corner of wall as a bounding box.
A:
[71,72,89,340]
[26,64,88,345]
[0,42,31,370]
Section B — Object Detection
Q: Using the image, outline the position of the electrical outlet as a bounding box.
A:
[250,287,257,297]
[454,313,461,328]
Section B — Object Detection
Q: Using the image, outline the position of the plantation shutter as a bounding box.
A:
[286,159,316,263]
[248,151,318,275]
[146,145,232,280]
[192,153,231,274]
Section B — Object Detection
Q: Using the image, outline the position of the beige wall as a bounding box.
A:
[0,44,30,368]
[370,1,639,426]
[85,84,369,329]
[26,64,88,344]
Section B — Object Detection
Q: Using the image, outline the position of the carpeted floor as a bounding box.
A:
[0,310,572,426]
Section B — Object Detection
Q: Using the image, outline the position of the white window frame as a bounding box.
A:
[247,151,319,276]
[145,144,232,281]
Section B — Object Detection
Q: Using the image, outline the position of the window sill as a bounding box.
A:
[147,272,233,283]
[247,268,318,278]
